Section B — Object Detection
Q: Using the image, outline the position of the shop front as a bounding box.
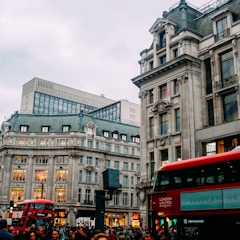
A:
[55,209,68,227]
[105,212,127,227]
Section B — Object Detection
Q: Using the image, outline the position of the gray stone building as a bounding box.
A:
[0,80,141,228]
[132,0,240,227]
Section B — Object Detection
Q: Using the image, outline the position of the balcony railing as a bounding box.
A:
[216,75,238,90]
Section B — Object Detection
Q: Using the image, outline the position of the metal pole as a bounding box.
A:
[41,182,44,198]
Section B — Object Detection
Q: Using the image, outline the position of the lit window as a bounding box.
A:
[56,169,68,181]
[56,188,67,203]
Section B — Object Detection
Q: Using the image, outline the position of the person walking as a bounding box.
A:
[0,219,14,240]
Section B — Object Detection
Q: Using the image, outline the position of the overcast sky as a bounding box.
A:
[0,0,211,122]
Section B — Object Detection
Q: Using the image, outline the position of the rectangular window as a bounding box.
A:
[94,172,98,184]
[103,131,109,138]
[132,136,140,143]
[160,84,168,99]
[41,126,49,132]
[78,189,81,203]
[123,192,128,206]
[223,92,238,122]
[12,169,26,181]
[86,157,92,165]
[131,163,134,171]
[114,161,119,169]
[205,58,212,94]
[176,146,181,161]
[207,99,214,126]
[121,135,127,141]
[86,171,91,183]
[221,51,234,87]
[62,125,70,132]
[105,144,111,152]
[123,162,128,170]
[149,116,154,138]
[159,31,166,48]
[174,79,179,95]
[149,89,154,104]
[149,60,154,70]
[113,132,118,139]
[55,188,67,203]
[10,187,24,202]
[79,156,83,164]
[88,141,93,149]
[105,159,111,168]
[124,147,129,155]
[161,149,169,163]
[95,158,99,166]
[160,113,168,134]
[113,192,119,206]
[96,142,99,149]
[85,189,91,202]
[216,17,228,40]
[79,170,83,183]
[137,164,140,172]
[130,193,134,207]
[175,108,180,132]
[34,170,47,181]
[160,55,166,64]
[123,175,128,187]
[173,48,178,58]
[20,125,28,132]
[115,146,120,153]
[56,169,68,181]
[131,176,134,186]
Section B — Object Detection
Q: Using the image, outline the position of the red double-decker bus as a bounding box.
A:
[151,149,240,239]
[11,199,55,236]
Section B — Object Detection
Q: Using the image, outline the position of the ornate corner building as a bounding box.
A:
[0,78,141,228]
[132,0,240,227]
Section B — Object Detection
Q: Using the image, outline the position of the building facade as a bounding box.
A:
[20,77,140,126]
[132,0,240,227]
[0,80,141,228]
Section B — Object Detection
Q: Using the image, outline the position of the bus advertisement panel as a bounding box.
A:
[11,199,55,236]
[151,150,240,239]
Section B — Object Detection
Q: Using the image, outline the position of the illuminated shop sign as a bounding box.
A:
[181,187,240,211]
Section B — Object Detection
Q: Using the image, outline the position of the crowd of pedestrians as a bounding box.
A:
[0,218,178,240]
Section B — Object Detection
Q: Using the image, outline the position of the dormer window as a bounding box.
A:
[216,17,229,40]
[121,134,127,141]
[20,125,28,132]
[132,136,140,143]
[62,125,70,132]
[112,132,118,140]
[103,131,109,138]
[41,126,49,133]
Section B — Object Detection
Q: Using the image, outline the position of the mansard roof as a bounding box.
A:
[6,112,139,141]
